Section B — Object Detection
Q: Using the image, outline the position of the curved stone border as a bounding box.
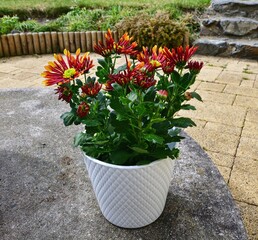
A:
[0,31,119,58]
[0,31,190,58]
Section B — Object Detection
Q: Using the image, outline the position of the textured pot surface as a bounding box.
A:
[84,155,175,228]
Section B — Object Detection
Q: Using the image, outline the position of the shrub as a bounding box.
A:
[0,15,19,34]
[115,12,189,49]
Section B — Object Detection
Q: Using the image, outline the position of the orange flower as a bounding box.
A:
[94,29,115,57]
[115,32,138,56]
[137,46,164,72]
[163,46,198,69]
[41,49,94,86]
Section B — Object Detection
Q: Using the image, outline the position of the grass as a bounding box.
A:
[0,0,210,38]
[0,0,210,18]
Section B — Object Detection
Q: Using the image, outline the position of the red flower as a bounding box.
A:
[81,81,102,97]
[94,30,138,57]
[41,49,94,86]
[137,46,164,72]
[104,79,116,91]
[187,60,204,74]
[77,102,90,118]
[41,54,79,86]
[163,46,198,69]
[132,69,156,89]
[115,32,138,56]
[94,29,115,57]
[55,86,73,103]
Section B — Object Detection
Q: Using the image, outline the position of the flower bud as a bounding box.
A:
[184,92,192,100]
[157,90,168,99]
[77,102,90,118]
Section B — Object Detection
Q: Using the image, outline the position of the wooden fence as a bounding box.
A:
[0,31,189,58]
[0,31,119,57]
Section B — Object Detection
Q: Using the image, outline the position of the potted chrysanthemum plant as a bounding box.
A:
[41,29,203,228]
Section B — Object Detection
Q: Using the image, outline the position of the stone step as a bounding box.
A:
[212,0,258,20]
[194,36,258,59]
[201,17,258,38]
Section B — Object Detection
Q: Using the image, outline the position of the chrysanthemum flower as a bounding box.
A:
[94,29,115,57]
[115,32,138,56]
[163,46,198,69]
[41,49,94,86]
[137,46,164,72]
[81,81,102,97]
[55,86,73,103]
[187,60,204,74]
[77,102,90,118]
[132,69,156,89]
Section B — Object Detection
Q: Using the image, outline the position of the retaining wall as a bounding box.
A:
[0,31,119,57]
[0,31,189,58]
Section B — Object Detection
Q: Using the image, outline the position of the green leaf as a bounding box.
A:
[114,63,127,74]
[170,117,196,128]
[171,71,181,84]
[130,147,149,154]
[74,132,88,147]
[191,92,203,102]
[110,150,134,165]
[76,79,83,87]
[60,112,76,126]
[181,104,196,110]
[144,134,164,144]
[81,119,101,127]
[127,91,137,102]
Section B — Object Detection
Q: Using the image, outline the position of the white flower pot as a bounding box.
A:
[83,154,175,228]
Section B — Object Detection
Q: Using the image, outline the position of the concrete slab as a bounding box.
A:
[0,88,247,240]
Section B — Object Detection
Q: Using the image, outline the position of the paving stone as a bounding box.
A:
[242,121,258,140]
[234,95,258,109]
[225,61,245,72]
[0,78,36,89]
[204,122,242,136]
[254,79,258,89]
[216,71,245,85]
[237,201,258,240]
[207,151,235,168]
[0,65,20,73]
[10,71,37,80]
[229,157,258,205]
[246,109,258,123]
[196,89,235,105]
[237,137,258,160]
[240,79,254,88]
[224,84,258,97]
[196,67,223,82]
[180,100,246,127]
[197,81,226,92]
[185,127,240,156]
[188,80,202,91]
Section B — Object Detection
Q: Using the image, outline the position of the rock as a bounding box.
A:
[0,88,248,240]
[194,37,258,60]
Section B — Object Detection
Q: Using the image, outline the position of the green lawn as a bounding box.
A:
[0,0,210,14]
[0,0,210,39]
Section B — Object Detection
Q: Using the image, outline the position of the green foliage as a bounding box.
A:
[0,15,19,34]
[43,30,203,165]
[115,12,189,49]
